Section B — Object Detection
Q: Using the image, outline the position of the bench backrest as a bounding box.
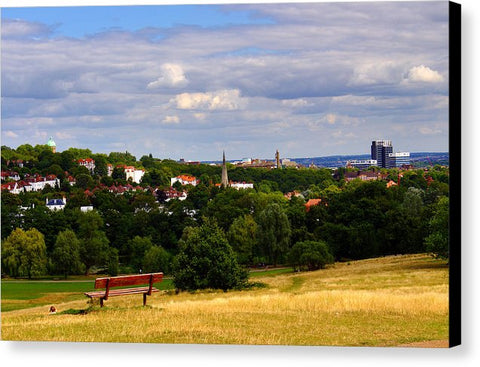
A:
[94,273,163,289]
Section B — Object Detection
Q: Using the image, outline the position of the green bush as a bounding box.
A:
[288,240,334,271]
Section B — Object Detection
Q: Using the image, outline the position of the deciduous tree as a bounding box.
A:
[52,229,83,278]
[1,228,47,279]
[173,219,247,291]
[256,203,291,266]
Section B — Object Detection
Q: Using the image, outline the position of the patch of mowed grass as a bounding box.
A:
[249,267,293,277]
[1,278,175,312]
[1,254,449,346]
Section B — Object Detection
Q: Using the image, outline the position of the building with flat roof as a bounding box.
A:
[346,159,378,170]
[371,140,393,168]
[387,152,411,168]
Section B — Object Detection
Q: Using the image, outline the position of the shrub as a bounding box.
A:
[288,240,334,271]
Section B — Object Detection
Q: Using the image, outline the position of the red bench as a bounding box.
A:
[84,273,163,307]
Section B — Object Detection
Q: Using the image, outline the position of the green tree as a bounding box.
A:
[143,246,171,274]
[227,214,257,265]
[75,173,94,190]
[425,196,449,259]
[51,230,83,279]
[256,203,291,266]
[93,154,108,177]
[107,248,119,276]
[1,228,47,279]
[77,211,111,275]
[127,236,153,271]
[112,166,126,181]
[288,240,334,271]
[172,219,247,291]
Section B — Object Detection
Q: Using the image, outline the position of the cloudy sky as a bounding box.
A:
[1,0,450,161]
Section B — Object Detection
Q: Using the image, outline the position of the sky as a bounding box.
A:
[1,0,450,161]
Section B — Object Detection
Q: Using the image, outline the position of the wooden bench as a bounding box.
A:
[84,273,163,307]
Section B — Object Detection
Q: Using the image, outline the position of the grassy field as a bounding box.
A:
[1,254,449,346]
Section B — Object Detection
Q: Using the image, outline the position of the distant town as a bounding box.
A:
[1,137,449,199]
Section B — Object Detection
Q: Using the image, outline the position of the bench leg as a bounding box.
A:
[143,293,147,306]
[100,298,104,307]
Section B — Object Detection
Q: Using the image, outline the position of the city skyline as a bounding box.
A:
[2,1,449,161]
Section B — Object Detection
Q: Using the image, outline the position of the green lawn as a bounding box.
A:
[1,278,174,312]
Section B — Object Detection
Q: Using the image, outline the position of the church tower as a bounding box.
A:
[221,151,229,188]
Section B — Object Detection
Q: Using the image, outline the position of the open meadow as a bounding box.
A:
[1,254,449,347]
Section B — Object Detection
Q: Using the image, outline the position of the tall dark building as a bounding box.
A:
[371,140,393,168]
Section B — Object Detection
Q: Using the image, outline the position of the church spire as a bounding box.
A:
[221,151,229,188]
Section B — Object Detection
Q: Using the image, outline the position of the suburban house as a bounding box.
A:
[1,181,32,194]
[171,175,198,186]
[77,158,96,173]
[2,174,60,193]
[1,171,20,181]
[46,197,67,211]
[163,188,188,201]
[344,171,386,182]
[230,181,254,190]
[305,198,324,212]
[124,166,145,184]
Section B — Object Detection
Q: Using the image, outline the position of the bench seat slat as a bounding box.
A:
[85,287,159,299]
[94,273,163,289]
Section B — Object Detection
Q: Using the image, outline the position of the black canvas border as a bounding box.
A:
[448,0,461,348]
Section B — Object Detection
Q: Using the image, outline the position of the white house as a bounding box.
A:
[77,158,96,173]
[125,166,145,184]
[1,181,32,194]
[230,182,254,190]
[46,197,67,211]
[25,174,60,191]
[171,175,198,186]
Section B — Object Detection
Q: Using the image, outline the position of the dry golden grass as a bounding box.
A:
[1,254,449,346]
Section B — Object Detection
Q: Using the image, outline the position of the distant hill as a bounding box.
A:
[290,152,449,168]
[205,152,449,168]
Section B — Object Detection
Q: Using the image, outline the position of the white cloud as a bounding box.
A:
[147,63,188,89]
[194,113,207,121]
[281,98,311,108]
[173,89,246,111]
[4,131,19,138]
[325,113,336,125]
[163,115,180,124]
[350,61,403,86]
[1,19,52,39]
[1,2,449,159]
[55,132,73,139]
[406,65,444,83]
[418,126,443,135]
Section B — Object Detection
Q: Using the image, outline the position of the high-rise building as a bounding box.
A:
[371,140,393,168]
[275,149,280,169]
